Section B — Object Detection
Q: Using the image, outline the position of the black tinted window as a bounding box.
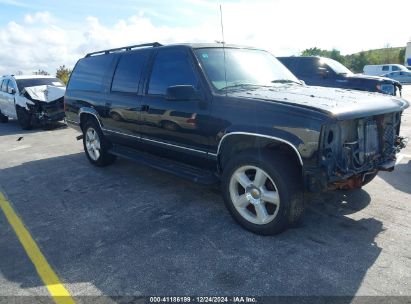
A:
[170,111,192,118]
[68,54,116,92]
[112,50,149,93]
[392,66,400,71]
[148,108,166,115]
[148,49,197,95]
[16,78,63,91]
[7,79,17,92]
[1,79,9,92]
[382,66,389,71]
[279,58,318,76]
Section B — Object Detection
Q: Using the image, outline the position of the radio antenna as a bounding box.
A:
[220,4,227,96]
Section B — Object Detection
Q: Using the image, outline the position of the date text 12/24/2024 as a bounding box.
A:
[149,296,257,303]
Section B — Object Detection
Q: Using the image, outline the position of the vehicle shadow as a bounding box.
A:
[378,160,411,194]
[0,153,383,300]
[0,120,67,137]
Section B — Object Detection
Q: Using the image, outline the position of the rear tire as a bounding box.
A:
[221,149,304,235]
[16,106,32,130]
[0,111,8,123]
[82,118,116,167]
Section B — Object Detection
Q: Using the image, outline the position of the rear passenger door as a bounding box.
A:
[139,47,211,166]
[103,49,151,148]
[0,79,13,116]
[0,80,6,114]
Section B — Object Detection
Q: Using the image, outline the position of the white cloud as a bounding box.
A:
[24,11,53,24]
[0,1,411,75]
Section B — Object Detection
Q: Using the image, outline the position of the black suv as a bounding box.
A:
[278,56,402,96]
[65,43,409,235]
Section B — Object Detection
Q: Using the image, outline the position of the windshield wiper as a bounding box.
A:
[218,83,262,91]
[271,79,302,85]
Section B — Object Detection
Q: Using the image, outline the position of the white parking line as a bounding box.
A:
[7,145,32,152]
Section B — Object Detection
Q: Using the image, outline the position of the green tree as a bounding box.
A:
[56,65,72,85]
[33,69,50,75]
[301,47,324,57]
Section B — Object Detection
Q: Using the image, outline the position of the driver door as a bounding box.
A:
[139,47,212,167]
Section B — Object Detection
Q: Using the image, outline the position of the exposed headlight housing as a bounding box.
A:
[376,83,395,95]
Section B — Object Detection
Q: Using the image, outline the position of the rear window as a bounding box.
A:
[111,50,149,94]
[279,57,317,76]
[16,78,64,92]
[68,54,116,92]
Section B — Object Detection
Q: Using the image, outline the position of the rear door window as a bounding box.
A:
[382,65,389,72]
[111,50,150,94]
[295,58,319,76]
[68,54,116,92]
[1,79,9,92]
[147,49,197,95]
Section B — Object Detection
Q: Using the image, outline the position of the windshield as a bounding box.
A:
[194,48,300,90]
[16,78,64,92]
[319,58,352,75]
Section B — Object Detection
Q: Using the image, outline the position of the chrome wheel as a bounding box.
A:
[229,165,280,225]
[85,127,101,161]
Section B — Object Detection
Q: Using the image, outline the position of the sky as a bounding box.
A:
[0,0,410,75]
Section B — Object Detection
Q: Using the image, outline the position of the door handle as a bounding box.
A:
[141,105,150,112]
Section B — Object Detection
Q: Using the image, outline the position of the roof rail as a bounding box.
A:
[85,42,162,57]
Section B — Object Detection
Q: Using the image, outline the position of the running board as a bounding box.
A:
[109,145,219,185]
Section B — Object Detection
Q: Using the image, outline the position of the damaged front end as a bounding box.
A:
[21,85,65,124]
[320,112,407,190]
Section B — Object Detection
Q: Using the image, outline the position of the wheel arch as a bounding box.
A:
[216,132,303,173]
[79,107,103,131]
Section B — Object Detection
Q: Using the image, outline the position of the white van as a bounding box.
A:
[363,64,408,76]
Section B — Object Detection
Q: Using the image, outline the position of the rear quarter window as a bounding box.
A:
[1,79,9,92]
[68,54,116,92]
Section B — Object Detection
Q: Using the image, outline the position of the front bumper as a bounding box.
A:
[304,158,397,192]
[29,97,65,124]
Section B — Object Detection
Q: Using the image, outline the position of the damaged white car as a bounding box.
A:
[0,75,66,129]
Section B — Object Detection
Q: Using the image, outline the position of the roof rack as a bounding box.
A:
[85,42,162,57]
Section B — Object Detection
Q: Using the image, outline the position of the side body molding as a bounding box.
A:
[213,132,304,166]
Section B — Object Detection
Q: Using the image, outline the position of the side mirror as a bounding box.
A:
[166,85,200,101]
[318,67,330,78]
[8,88,16,95]
[299,80,306,86]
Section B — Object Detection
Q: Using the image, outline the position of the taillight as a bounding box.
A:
[186,118,196,124]
[63,96,67,111]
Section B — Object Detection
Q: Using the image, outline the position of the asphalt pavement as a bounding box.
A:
[0,87,410,302]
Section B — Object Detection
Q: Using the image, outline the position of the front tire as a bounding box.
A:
[16,106,32,130]
[82,119,116,167]
[221,150,304,235]
[362,172,378,186]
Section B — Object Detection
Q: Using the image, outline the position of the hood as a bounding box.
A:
[349,73,401,85]
[22,85,66,103]
[229,85,409,120]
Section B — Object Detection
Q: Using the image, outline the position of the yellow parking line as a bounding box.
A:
[0,192,75,304]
